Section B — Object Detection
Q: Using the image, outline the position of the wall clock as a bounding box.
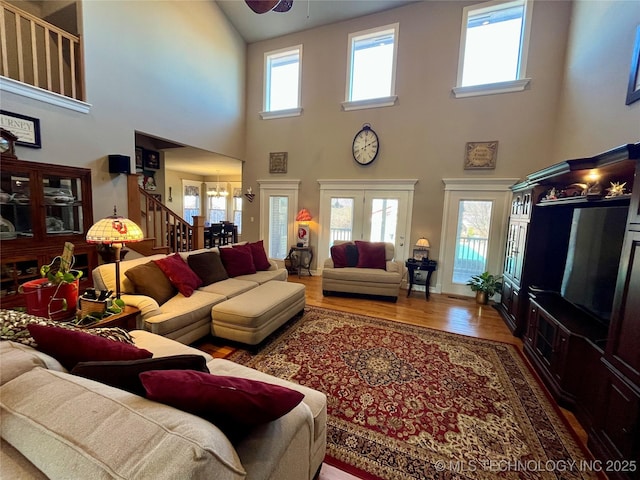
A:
[352,124,379,166]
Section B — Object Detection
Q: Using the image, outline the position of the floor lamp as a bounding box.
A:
[86,207,144,299]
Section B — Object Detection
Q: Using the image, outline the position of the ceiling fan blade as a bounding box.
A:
[245,0,279,14]
[272,0,293,12]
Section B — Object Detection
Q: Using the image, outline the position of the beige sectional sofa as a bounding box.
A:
[322,241,404,301]
[92,246,292,345]
[0,330,327,480]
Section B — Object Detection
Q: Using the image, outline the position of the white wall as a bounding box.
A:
[553,0,640,159]
[1,0,246,220]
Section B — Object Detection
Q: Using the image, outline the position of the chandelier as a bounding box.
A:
[208,171,229,197]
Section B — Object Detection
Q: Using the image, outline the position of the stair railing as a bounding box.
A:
[126,174,205,254]
[0,0,84,100]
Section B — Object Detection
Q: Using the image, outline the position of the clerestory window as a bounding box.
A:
[453,0,533,98]
[261,45,303,119]
[343,23,399,111]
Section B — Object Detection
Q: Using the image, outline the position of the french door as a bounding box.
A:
[438,178,516,297]
[317,180,416,269]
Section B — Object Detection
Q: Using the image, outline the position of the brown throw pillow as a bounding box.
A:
[124,261,176,305]
[71,355,210,397]
[345,244,359,266]
[187,251,229,286]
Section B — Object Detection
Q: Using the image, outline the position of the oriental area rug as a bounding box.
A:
[228,306,597,480]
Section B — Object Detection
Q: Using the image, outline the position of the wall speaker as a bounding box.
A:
[108,154,131,174]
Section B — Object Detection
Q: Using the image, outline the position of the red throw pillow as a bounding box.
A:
[330,243,349,268]
[154,253,202,297]
[140,370,304,436]
[355,241,387,269]
[219,246,256,277]
[246,240,271,271]
[27,324,152,371]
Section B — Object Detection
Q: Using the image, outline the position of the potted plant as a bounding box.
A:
[19,244,83,321]
[466,271,502,305]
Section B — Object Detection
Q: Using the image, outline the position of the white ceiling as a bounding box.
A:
[163,147,242,177]
[215,0,420,43]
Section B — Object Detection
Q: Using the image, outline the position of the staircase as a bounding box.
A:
[125,175,206,256]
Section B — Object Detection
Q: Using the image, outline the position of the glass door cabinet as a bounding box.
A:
[0,157,97,309]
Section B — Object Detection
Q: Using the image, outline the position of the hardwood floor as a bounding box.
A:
[196,275,591,479]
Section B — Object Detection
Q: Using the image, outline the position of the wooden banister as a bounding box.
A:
[126,174,205,254]
[0,0,84,101]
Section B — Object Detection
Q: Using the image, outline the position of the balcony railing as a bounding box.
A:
[452,236,489,284]
[330,228,351,243]
[0,0,84,101]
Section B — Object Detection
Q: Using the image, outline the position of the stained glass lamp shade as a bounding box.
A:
[86,208,144,298]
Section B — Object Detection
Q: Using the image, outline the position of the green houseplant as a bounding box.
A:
[19,243,83,321]
[466,271,502,305]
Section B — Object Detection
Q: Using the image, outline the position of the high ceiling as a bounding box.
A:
[161,0,420,177]
[215,0,419,43]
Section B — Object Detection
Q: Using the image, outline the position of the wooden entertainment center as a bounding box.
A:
[496,143,640,477]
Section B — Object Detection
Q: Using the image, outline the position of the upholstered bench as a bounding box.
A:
[211,281,305,345]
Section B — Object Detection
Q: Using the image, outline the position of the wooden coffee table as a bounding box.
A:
[81,305,140,331]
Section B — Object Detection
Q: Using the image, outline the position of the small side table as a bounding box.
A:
[286,246,313,277]
[406,259,437,300]
[81,305,140,331]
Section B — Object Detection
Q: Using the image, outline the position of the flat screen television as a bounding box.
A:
[560,206,627,325]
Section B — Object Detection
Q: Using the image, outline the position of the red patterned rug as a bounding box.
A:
[228,307,596,480]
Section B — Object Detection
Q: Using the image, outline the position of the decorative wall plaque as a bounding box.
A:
[269,152,288,173]
[0,110,41,148]
[464,141,498,170]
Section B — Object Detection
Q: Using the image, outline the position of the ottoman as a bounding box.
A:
[211,281,305,345]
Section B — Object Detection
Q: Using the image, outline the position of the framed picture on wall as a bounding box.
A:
[143,149,160,170]
[135,147,144,170]
[413,249,429,261]
[0,110,41,148]
[464,141,498,169]
[269,152,288,173]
